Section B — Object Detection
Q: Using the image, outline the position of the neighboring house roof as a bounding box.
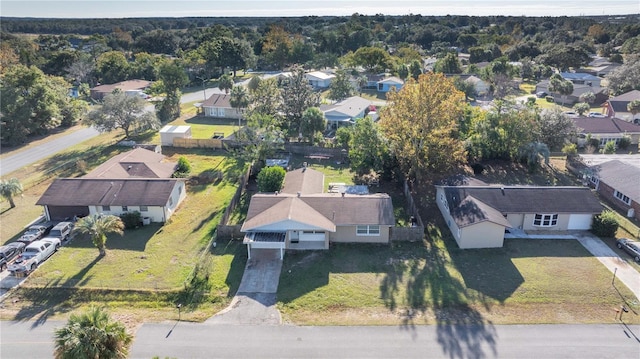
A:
[608,90,640,113]
[306,71,336,81]
[378,76,404,85]
[560,72,601,82]
[91,80,151,94]
[319,96,372,120]
[242,167,395,232]
[202,93,232,108]
[84,148,176,179]
[536,81,606,97]
[159,125,191,134]
[573,117,640,134]
[439,186,602,227]
[591,160,640,202]
[36,178,181,207]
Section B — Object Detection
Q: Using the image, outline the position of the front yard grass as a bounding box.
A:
[278,230,639,325]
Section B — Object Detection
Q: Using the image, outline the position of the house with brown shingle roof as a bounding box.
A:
[603,90,640,123]
[90,79,152,100]
[435,185,603,249]
[241,167,395,259]
[36,148,185,222]
[201,93,241,119]
[587,160,640,221]
[573,116,640,146]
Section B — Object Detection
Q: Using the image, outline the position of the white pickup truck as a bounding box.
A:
[8,238,60,276]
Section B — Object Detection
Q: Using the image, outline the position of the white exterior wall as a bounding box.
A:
[204,106,241,119]
[88,205,166,222]
[521,213,571,231]
[160,130,192,146]
[458,221,505,249]
[329,225,390,243]
[164,181,187,220]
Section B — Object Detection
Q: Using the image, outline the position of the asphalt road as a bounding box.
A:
[2,321,639,359]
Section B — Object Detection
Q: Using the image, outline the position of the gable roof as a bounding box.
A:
[37,178,181,207]
[319,96,372,119]
[560,72,601,82]
[439,186,602,222]
[84,148,176,179]
[281,167,325,195]
[608,90,640,113]
[591,160,640,202]
[241,193,395,231]
[378,76,404,85]
[306,71,336,81]
[536,80,606,97]
[202,93,231,108]
[573,117,640,134]
[449,195,512,228]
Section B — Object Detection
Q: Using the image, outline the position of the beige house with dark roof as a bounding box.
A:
[201,93,241,119]
[90,79,152,100]
[241,167,395,259]
[37,148,185,222]
[435,186,603,249]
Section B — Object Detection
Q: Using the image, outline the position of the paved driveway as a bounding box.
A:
[206,249,282,325]
[575,233,640,301]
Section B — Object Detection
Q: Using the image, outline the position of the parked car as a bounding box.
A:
[17,225,49,244]
[49,221,73,241]
[563,111,579,118]
[0,242,26,271]
[588,112,606,118]
[616,238,640,262]
[536,91,548,98]
[8,239,59,276]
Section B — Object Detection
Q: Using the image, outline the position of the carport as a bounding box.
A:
[243,232,286,260]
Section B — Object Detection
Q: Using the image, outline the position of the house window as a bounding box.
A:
[589,176,599,186]
[168,197,173,207]
[122,206,128,212]
[102,205,111,211]
[440,193,449,211]
[178,185,182,195]
[218,108,225,117]
[140,205,148,212]
[614,190,631,205]
[356,225,380,236]
[533,214,558,227]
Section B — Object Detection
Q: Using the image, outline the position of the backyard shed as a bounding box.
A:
[160,125,192,146]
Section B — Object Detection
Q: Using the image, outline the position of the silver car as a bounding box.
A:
[616,238,640,262]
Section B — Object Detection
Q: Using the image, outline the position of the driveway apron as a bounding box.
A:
[575,233,640,301]
[207,249,283,325]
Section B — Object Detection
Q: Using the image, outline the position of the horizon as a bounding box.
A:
[1,1,639,19]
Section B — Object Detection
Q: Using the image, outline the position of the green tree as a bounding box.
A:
[155,61,188,122]
[434,52,461,74]
[548,74,573,106]
[96,51,130,84]
[579,91,596,105]
[380,73,466,179]
[173,156,192,177]
[409,60,423,80]
[518,142,550,171]
[247,75,261,92]
[230,85,250,126]
[233,113,284,164]
[537,108,577,151]
[280,66,320,138]
[248,78,281,118]
[344,46,393,72]
[0,178,23,208]
[261,25,292,69]
[300,107,326,144]
[218,73,234,94]
[54,306,132,359]
[72,214,124,256]
[591,211,619,238]
[573,102,590,116]
[602,140,616,154]
[627,99,640,117]
[86,91,160,138]
[257,166,286,192]
[335,126,353,149]
[349,117,387,175]
[328,69,355,101]
[604,57,640,95]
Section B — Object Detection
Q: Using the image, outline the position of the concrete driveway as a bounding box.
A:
[575,233,640,301]
[206,249,282,325]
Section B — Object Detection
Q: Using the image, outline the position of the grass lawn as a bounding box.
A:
[278,230,639,325]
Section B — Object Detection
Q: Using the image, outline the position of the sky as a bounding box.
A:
[0,0,638,18]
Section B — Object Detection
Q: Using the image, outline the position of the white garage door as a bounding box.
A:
[568,214,593,230]
[299,231,325,242]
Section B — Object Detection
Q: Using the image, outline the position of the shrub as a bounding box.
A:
[257,166,286,192]
[545,96,554,103]
[120,211,142,229]
[587,138,600,149]
[562,143,577,156]
[526,97,536,106]
[173,156,192,178]
[601,140,616,154]
[591,210,619,238]
[617,137,631,150]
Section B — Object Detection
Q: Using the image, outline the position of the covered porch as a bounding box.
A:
[243,232,286,260]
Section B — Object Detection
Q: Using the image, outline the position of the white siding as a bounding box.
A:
[459,221,505,249]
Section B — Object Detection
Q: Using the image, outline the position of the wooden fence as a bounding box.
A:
[216,163,252,240]
[390,179,425,242]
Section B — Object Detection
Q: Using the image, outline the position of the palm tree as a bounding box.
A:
[54,306,132,359]
[218,73,234,94]
[72,214,124,256]
[0,178,23,208]
[229,85,250,127]
[628,100,640,123]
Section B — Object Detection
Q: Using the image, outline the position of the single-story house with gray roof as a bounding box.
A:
[320,96,372,129]
[435,185,603,249]
[587,160,640,221]
[241,167,395,259]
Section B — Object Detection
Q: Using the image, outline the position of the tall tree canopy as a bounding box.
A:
[86,90,160,138]
[380,73,466,179]
[279,66,320,138]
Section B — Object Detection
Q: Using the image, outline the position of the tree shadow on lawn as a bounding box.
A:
[69,224,160,252]
[380,222,498,359]
[185,116,238,127]
[215,238,248,298]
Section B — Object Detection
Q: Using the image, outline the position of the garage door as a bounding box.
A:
[568,214,593,230]
[299,231,325,242]
[47,206,89,221]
